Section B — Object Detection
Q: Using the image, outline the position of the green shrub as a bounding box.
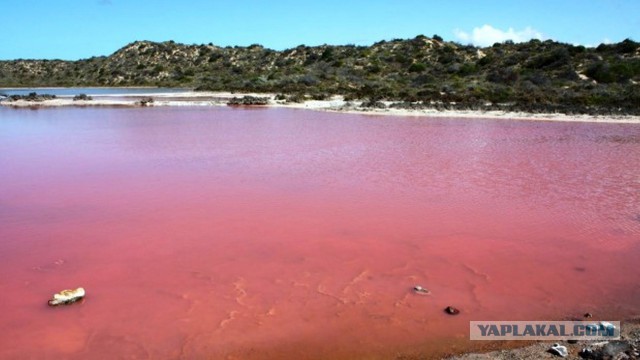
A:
[477,55,494,67]
[614,39,639,54]
[487,67,518,84]
[408,63,426,73]
[320,48,334,61]
[586,61,635,83]
[73,93,92,101]
[457,63,477,76]
[526,48,570,69]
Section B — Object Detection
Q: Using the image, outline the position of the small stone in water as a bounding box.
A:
[444,306,460,315]
[48,287,86,306]
[413,285,430,295]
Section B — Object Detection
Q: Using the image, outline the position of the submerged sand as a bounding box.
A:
[1,91,639,124]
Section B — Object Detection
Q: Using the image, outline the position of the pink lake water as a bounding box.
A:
[0,107,639,359]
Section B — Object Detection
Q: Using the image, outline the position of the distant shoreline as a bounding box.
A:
[1,90,639,124]
[0,86,175,89]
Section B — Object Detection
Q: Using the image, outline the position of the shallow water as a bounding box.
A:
[1,107,639,359]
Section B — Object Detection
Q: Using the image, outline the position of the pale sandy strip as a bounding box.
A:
[1,92,638,124]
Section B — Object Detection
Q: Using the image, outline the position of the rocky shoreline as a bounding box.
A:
[445,318,640,360]
[2,91,640,124]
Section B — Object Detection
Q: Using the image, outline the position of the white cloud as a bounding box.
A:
[453,25,544,47]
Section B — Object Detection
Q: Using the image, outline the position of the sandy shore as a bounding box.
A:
[1,91,639,124]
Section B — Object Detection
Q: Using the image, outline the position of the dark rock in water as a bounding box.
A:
[584,312,593,318]
[137,97,154,106]
[444,306,460,315]
[549,343,568,357]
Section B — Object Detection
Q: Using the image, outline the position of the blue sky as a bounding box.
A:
[1,0,638,60]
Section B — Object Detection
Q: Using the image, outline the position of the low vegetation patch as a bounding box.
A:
[7,92,56,102]
[227,95,269,106]
[73,93,93,101]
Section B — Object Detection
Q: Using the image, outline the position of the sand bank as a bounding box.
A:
[2,91,639,124]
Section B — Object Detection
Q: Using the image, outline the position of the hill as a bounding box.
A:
[1,36,639,114]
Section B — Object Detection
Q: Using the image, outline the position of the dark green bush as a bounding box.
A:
[526,48,570,69]
[408,63,426,73]
[586,61,635,83]
[73,93,92,101]
[614,39,639,54]
[487,67,518,84]
[457,63,477,76]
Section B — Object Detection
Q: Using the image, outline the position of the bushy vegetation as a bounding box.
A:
[0,36,639,114]
[6,92,56,101]
[73,93,92,101]
[227,95,268,105]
